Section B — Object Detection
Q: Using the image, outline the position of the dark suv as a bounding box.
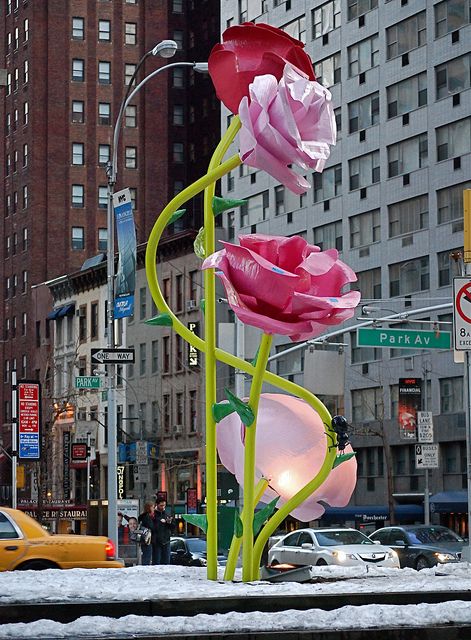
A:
[369,525,464,570]
[170,537,227,567]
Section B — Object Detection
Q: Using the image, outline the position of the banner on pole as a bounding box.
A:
[398,378,422,440]
[113,188,136,319]
[18,381,41,459]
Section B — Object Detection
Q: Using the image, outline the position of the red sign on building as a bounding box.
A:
[71,443,88,460]
[18,381,41,459]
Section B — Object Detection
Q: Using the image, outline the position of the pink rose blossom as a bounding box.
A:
[202,234,360,342]
[238,63,336,195]
[217,393,357,522]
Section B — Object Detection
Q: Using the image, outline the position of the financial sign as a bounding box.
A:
[415,444,439,469]
[398,378,421,441]
[357,327,451,350]
[417,411,434,443]
[18,381,41,459]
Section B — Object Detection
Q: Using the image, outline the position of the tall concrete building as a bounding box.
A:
[220,1,471,533]
[0,0,220,503]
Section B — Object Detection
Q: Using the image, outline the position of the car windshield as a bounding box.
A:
[185,538,207,553]
[314,530,373,546]
[406,527,463,544]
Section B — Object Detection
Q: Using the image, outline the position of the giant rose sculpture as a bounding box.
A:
[145,22,360,582]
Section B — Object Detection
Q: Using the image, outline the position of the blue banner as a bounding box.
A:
[113,188,136,319]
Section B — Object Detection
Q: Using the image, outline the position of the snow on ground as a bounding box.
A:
[0,563,470,638]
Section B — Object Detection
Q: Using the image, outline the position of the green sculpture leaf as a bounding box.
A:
[168,208,186,225]
[145,313,173,327]
[194,227,206,259]
[253,497,279,537]
[182,513,208,533]
[212,401,235,423]
[250,346,260,367]
[212,196,247,216]
[234,510,243,538]
[332,452,356,468]
[199,298,205,314]
[224,387,255,427]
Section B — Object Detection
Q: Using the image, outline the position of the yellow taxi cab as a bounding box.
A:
[0,507,124,571]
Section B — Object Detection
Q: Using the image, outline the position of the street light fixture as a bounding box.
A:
[105,48,209,551]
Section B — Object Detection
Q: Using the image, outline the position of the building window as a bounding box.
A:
[22,312,26,336]
[98,186,107,209]
[440,377,463,413]
[282,15,306,43]
[348,92,379,132]
[352,387,383,422]
[22,228,28,251]
[240,191,269,227]
[173,0,183,12]
[22,270,27,293]
[22,185,28,209]
[388,195,428,237]
[124,63,136,86]
[163,394,170,432]
[386,11,426,60]
[72,17,84,40]
[173,142,184,163]
[352,268,381,300]
[314,52,341,88]
[389,256,429,297]
[23,60,28,84]
[312,1,340,38]
[72,59,84,82]
[125,22,137,45]
[176,334,183,370]
[125,104,137,128]
[347,34,379,77]
[275,185,285,215]
[313,220,343,252]
[129,187,137,209]
[139,343,146,376]
[436,118,471,161]
[175,275,183,312]
[98,144,110,166]
[189,390,197,432]
[350,209,380,248]
[98,228,107,251]
[173,104,184,125]
[151,340,159,374]
[173,68,184,87]
[72,226,85,250]
[437,181,471,224]
[348,150,380,190]
[438,248,461,287]
[72,142,84,165]
[99,102,111,125]
[125,146,137,168]
[163,336,170,373]
[90,302,99,340]
[98,61,111,84]
[173,30,184,50]
[22,143,28,167]
[436,54,471,100]
[347,0,377,21]
[72,184,84,208]
[23,101,28,126]
[387,133,428,177]
[72,100,84,123]
[98,20,111,42]
[435,0,470,38]
[387,72,427,118]
[139,287,146,320]
[78,305,87,341]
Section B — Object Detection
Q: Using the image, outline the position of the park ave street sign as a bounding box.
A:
[75,376,101,389]
[357,327,451,350]
[91,348,135,364]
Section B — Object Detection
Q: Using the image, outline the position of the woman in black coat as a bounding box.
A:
[138,501,156,565]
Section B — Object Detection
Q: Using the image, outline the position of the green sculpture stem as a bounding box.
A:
[242,333,273,581]
[224,476,269,581]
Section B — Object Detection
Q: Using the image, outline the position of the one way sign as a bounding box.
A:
[91,348,135,364]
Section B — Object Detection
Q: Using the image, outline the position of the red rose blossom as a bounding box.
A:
[208,22,315,115]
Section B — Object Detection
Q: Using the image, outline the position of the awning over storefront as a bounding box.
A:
[47,303,75,320]
[430,491,468,514]
[321,504,424,523]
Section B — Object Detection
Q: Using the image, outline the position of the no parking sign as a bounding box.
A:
[453,277,471,350]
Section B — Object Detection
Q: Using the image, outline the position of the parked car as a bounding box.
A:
[369,525,464,570]
[170,536,228,567]
[268,527,399,568]
[0,507,123,571]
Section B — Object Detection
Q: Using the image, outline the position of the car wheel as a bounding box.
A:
[270,559,279,566]
[18,560,57,571]
[415,556,430,571]
[316,559,328,566]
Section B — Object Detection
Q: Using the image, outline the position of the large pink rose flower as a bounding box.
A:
[202,234,360,342]
[217,393,357,522]
[239,64,336,195]
[208,22,315,115]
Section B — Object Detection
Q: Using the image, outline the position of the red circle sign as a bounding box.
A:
[456,282,471,324]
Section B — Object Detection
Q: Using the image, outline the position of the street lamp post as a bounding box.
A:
[106,47,208,551]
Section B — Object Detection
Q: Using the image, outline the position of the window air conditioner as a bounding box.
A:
[186,299,197,311]
[173,424,183,435]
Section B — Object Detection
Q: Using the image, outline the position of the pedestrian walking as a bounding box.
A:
[152,498,173,565]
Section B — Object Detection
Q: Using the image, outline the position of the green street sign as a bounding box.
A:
[357,327,452,350]
[75,376,102,389]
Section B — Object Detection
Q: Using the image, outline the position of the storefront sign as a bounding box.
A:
[117,465,126,500]
[186,488,198,514]
[63,431,71,498]
[20,507,88,520]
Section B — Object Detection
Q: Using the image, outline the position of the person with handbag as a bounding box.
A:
[137,502,157,565]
